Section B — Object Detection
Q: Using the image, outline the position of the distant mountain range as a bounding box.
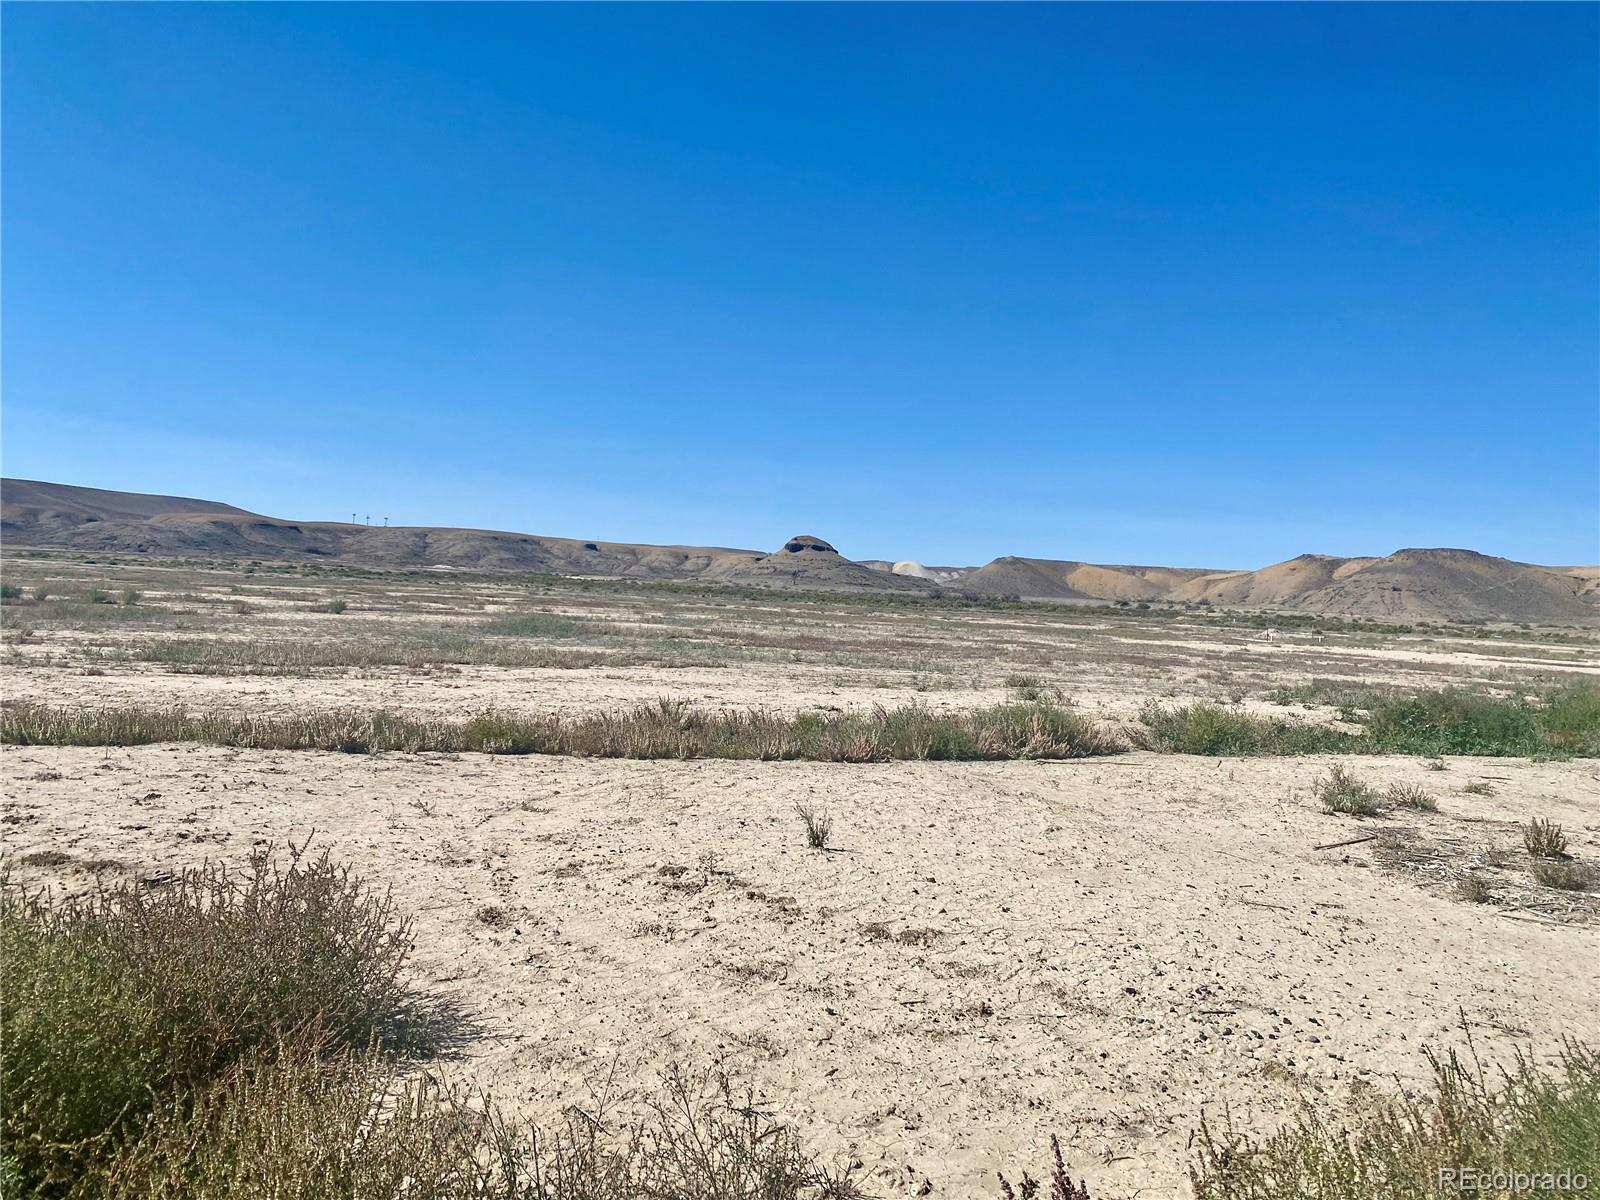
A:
[4,479,1596,626]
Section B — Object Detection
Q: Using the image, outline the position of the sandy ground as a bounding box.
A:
[4,559,1598,1196]
[5,743,1596,1198]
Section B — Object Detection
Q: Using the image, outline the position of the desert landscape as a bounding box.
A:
[4,4,1596,1193]
[3,487,1597,1197]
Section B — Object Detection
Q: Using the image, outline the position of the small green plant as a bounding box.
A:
[1531,859,1595,891]
[796,804,832,850]
[1522,818,1568,858]
[119,588,141,607]
[1385,782,1437,811]
[0,583,21,601]
[1314,765,1381,817]
[1004,674,1060,703]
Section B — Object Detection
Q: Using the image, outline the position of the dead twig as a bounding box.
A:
[1312,833,1379,852]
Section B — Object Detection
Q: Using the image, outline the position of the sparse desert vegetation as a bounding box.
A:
[1314,765,1382,817]
[1189,1034,1600,1199]
[2,552,1596,1196]
[0,845,859,1200]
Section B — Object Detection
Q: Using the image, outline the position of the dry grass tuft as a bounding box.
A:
[796,804,833,850]
[1384,782,1437,812]
[1522,818,1568,859]
[1314,766,1381,817]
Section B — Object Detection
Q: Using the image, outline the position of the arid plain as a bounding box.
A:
[3,552,1597,1198]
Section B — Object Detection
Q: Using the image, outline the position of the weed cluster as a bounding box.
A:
[1313,766,1381,817]
[1,698,1124,762]
[1522,818,1568,858]
[1139,687,1600,759]
[1189,1037,1600,1198]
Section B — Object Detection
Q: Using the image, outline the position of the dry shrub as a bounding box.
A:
[1314,766,1380,817]
[997,1133,1091,1199]
[1384,782,1437,812]
[96,1054,861,1200]
[1531,860,1595,892]
[1522,818,1568,859]
[1190,1035,1600,1198]
[796,804,833,849]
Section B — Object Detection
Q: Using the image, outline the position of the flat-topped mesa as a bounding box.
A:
[778,534,839,556]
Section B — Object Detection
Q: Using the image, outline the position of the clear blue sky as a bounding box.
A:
[4,3,1596,567]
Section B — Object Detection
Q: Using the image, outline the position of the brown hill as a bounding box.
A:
[0,481,916,593]
[956,557,1218,602]
[4,480,1593,623]
[1267,548,1595,624]
[722,535,928,592]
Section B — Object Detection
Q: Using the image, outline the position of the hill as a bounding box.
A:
[0,481,915,593]
[3,479,1594,623]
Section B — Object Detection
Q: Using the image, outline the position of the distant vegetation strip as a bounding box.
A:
[0,699,1123,761]
[1136,687,1600,759]
[7,687,1595,761]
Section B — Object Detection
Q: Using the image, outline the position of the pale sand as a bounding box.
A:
[5,743,1595,1198]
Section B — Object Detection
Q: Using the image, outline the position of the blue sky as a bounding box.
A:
[4,3,1596,568]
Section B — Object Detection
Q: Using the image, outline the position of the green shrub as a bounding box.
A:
[1540,689,1600,755]
[1135,702,1358,756]
[1365,690,1542,757]
[1138,688,1600,759]
[0,847,416,1193]
[0,583,21,601]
